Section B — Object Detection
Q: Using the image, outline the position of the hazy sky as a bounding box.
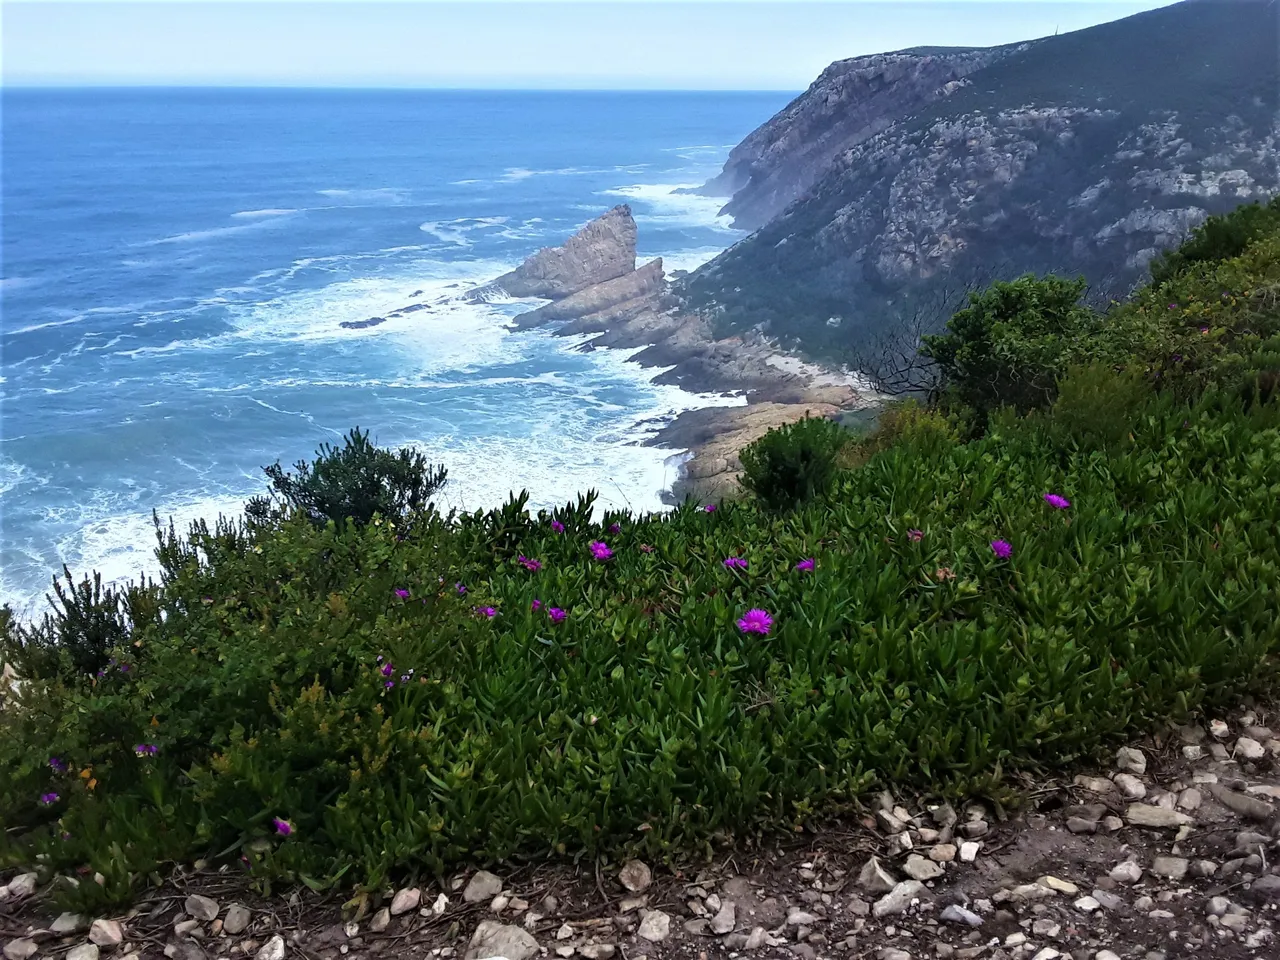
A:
[4,0,1178,89]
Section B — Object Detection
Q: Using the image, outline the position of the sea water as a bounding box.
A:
[0,88,791,618]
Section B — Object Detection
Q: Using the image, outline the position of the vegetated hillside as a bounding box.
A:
[681,0,1280,365]
[3,199,1280,903]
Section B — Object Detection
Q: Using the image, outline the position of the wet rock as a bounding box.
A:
[463,871,504,904]
[390,888,422,916]
[619,860,653,893]
[636,910,670,943]
[466,921,541,960]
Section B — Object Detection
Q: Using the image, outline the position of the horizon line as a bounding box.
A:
[2,82,805,92]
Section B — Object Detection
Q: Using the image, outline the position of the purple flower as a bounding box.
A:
[40,792,59,806]
[380,662,395,677]
[990,539,1013,559]
[795,558,815,572]
[394,588,410,599]
[517,555,542,572]
[134,744,158,757]
[608,522,621,534]
[272,817,293,837]
[736,608,773,636]
[551,520,565,534]
[400,674,410,682]
[588,540,613,561]
[639,543,654,554]
[456,582,467,596]
[1168,303,1178,310]
[1043,493,1071,510]
[119,664,130,673]
[478,606,497,618]
[703,504,716,513]
[548,607,567,624]
[907,529,924,542]
[531,599,542,611]
[384,680,395,689]
[49,757,67,773]
[723,556,748,570]
[1200,326,1210,334]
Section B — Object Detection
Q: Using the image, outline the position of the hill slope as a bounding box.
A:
[682,0,1280,363]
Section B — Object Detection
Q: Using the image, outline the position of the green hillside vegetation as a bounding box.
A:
[3,199,1280,911]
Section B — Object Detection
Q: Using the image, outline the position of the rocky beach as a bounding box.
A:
[344,204,878,503]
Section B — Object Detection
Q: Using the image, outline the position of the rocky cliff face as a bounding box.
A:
[683,0,1280,363]
[697,45,1018,231]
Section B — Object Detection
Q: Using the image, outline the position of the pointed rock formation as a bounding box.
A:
[511,258,664,329]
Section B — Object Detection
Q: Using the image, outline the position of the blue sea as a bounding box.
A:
[0,88,791,618]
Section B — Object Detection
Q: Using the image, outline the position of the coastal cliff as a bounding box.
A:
[684,0,1280,363]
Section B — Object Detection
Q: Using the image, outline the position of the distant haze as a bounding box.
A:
[4,0,1178,89]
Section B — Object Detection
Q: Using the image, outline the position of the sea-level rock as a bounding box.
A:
[472,205,637,300]
[511,258,664,329]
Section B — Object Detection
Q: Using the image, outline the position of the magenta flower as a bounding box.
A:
[49,757,67,773]
[380,663,395,678]
[456,582,467,596]
[703,504,716,513]
[609,522,621,534]
[723,556,748,570]
[517,555,542,572]
[990,539,1013,559]
[588,540,613,561]
[1043,493,1071,509]
[736,609,773,636]
[272,817,293,837]
[478,606,497,618]
[795,558,815,572]
[40,792,59,806]
[551,520,565,533]
[531,599,542,611]
[548,607,567,623]
[907,529,924,542]
[134,744,158,757]
[394,588,410,599]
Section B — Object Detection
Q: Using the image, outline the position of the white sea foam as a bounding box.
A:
[316,187,410,204]
[231,208,299,219]
[1,276,38,293]
[140,219,283,246]
[599,182,736,232]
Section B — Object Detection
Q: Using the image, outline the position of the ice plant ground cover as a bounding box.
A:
[2,200,1280,909]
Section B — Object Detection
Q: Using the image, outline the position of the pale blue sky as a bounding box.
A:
[3,0,1177,89]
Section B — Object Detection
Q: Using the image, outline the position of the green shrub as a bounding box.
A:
[739,415,849,510]
[1048,364,1152,450]
[245,427,447,530]
[1150,196,1280,285]
[838,400,961,469]
[921,274,1103,418]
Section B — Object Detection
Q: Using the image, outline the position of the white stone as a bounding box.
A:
[3,941,37,960]
[464,871,504,904]
[1095,952,1122,960]
[636,910,670,943]
[390,888,421,916]
[579,946,616,960]
[89,919,124,947]
[1113,773,1147,800]
[710,901,736,935]
[7,874,37,899]
[465,921,540,960]
[432,894,449,916]
[1210,719,1231,739]
[939,904,983,927]
[1116,747,1147,774]
[224,905,252,936]
[1074,896,1101,913]
[51,912,86,934]
[67,945,100,960]
[619,860,652,894]
[873,881,926,918]
[1109,861,1143,884]
[256,935,286,960]
[1234,736,1265,760]
[858,857,897,895]
[959,841,981,863]
[1038,876,1079,895]
[1182,745,1203,761]
[903,854,944,881]
[369,907,391,933]
[1125,803,1192,828]
[185,895,220,922]
[491,895,510,913]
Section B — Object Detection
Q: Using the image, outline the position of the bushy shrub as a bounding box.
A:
[1150,196,1280,285]
[739,414,848,510]
[1048,364,1152,450]
[245,427,447,530]
[921,274,1102,418]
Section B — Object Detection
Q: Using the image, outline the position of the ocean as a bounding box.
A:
[0,88,792,619]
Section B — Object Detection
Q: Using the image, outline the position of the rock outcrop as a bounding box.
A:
[682,0,1280,360]
[511,258,665,329]
[471,204,637,301]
